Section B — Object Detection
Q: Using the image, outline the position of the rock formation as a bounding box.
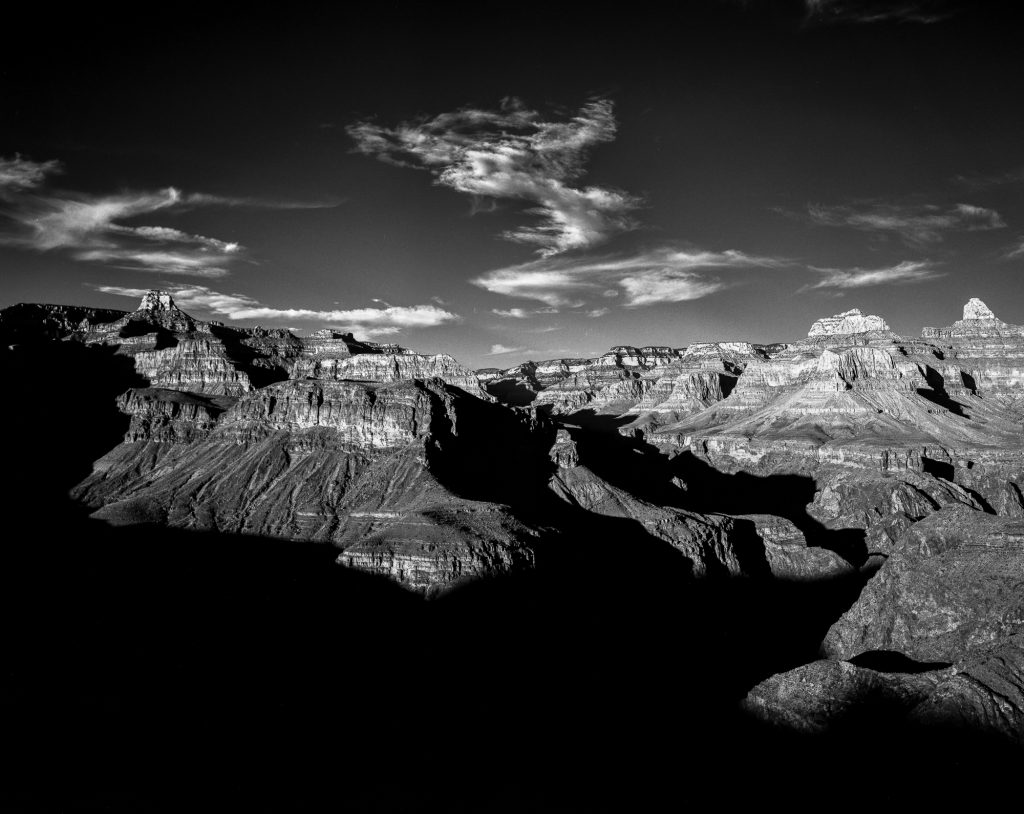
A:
[822,505,1024,663]
[806,307,890,337]
[4,292,1023,750]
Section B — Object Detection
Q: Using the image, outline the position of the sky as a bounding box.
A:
[1,0,1022,368]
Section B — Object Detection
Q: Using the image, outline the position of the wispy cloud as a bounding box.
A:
[348,98,638,256]
[800,260,942,291]
[955,167,1024,190]
[0,154,336,277]
[94,284,461,337]
[0,155,62,192]
[473,247,782,308]
[1005,239,1024,260]
[586,308,610,318]
[795,201,1005,245]
[486,344,529,356]
[490,306,560,318]
[803,0,958,24]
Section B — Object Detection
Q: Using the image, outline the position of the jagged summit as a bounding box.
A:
[138,290,179,313]
[963,297,997,321]
[807,308,890,337]
[922,297,1023,339]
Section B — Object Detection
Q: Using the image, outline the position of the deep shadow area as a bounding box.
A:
[559,411,867,566]
[3,353,1018,812]
[921,455,955,481]
[483,378,538,406]
[849,649,953,673]
[0,341,147,507]
[5,508,1018,812]
[918,365,970,418]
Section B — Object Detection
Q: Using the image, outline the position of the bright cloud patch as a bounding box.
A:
[94,284,460,336]
[473,247,781,307]
[802,260,942,290]
[348,98,638,256]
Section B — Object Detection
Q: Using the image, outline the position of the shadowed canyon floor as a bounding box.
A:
[2,292,1022,811]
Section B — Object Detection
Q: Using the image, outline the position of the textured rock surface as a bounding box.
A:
[75,377,542,589]
[807,468,982,554]
[733,514,855,580]
[292,351,485,396]
[743,659,948,733]
[907,633,1024,744]
[745,634,1024,745]
[921,298,1024,421]
[807,308,890,337]
[823,506,1024,662]
[964,297,997,321]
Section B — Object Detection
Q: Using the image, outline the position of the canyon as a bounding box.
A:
[2,290,1022,795]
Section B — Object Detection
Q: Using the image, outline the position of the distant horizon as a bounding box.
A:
[5,287,1013,370]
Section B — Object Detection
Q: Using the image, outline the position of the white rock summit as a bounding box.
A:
[807,308,890,337]
[962,297,997,321]
[138,290,177,312]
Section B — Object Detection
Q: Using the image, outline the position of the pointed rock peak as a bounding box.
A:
[807,308,889,337]
[963,297,996,321]
[138,290,179,312]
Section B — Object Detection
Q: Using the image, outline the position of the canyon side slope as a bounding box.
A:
[3,292,1022,751]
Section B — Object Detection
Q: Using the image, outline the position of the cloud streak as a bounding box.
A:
[94,284,460,336]
[348,98,638,256]
[473,247,782,308]
[0,154,337,277]
[0,155,62,192]
[801,260,942,291]
[798,201,1005,245]
[486,344,529,356]
[803,0,958,24]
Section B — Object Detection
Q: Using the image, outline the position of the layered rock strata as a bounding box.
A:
[75,377,538,589]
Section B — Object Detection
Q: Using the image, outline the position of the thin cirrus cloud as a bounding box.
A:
[94,285,460,337]
[1005,239,1024,260]
[954,167,1024,190]
[796,201,1005,245]
[348,98,638,257]
[802,0,959,24]
[800,260,942,291]
[491,306,560,318]
[0,154,336,278]
[473,247,783,308]
[486,344,530,356]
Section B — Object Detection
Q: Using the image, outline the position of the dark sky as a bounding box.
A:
[2,1,1021,367]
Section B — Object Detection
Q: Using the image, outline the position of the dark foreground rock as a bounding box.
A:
[823,505,1024,662]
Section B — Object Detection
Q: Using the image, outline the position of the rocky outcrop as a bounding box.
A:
[744,633,1024,746]
[743,659,949,734]
[529,346,682,415]
[292,352,486,396]
[807,308,890,337]
[907,633,1024,745]
[921,298,1024,419]
[651,305,1024,519]
[75,378,541,589]
[807,468,982,554]
[0,302,126,345]
[822,506,1024,663]
[117,388,236,444]
[732,514,855,580]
